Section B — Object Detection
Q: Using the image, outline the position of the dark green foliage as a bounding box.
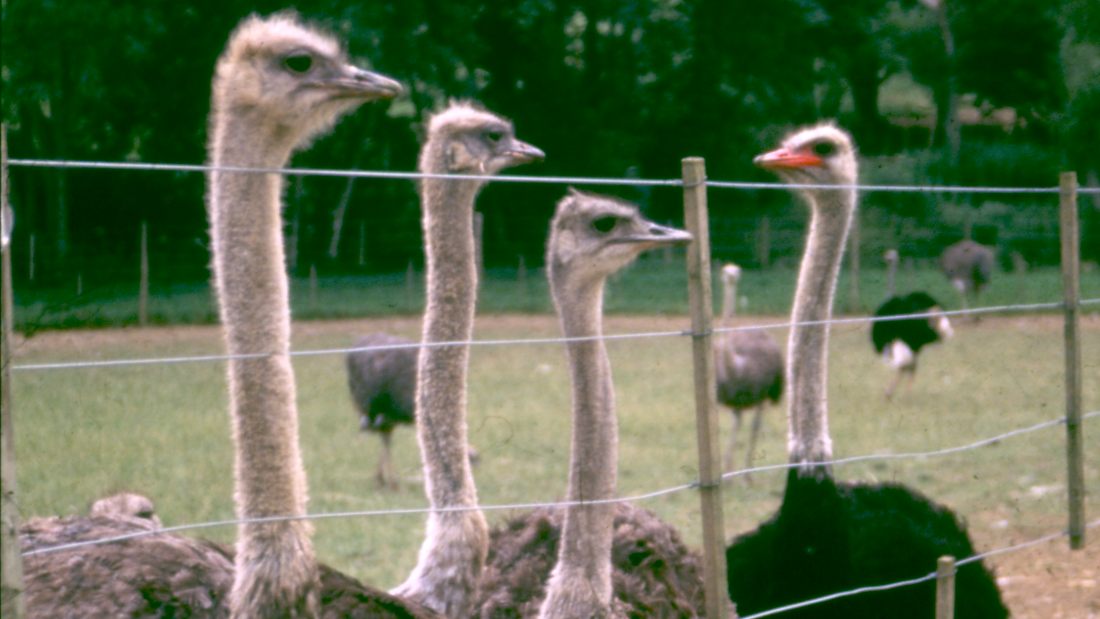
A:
[0,1,1088,300]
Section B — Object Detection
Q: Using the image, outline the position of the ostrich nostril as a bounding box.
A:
[649,226,666,236]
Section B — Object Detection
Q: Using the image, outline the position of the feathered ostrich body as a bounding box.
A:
[725,124,1007,618]
[392,102,543,617]
[713,262,784,474]
[477,190,708,618]
[871,286,953,400]
[940,239,995,311]
[346,332,419,488]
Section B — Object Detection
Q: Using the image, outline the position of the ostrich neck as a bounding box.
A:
[209,113,308,520]
[720,277,738,324]
[787,186,855,473]
[416,155,484,507]
[886,261,897,298]
[551,276,617,607]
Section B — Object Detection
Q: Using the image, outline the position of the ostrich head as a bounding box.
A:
[89,493,161,527]
[213,12,403,152]
[547,189,691,289]
[424,102,545,174]
[754,124,857,190]
[721,263,742,286]
[884,249,899,266]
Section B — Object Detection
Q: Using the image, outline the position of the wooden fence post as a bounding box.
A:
[935,555,956,619]
[1059,171,1084,550]
[138,221,149,326]
[681,157,731,618]
[847,210,861,312]
[1,123,27,618]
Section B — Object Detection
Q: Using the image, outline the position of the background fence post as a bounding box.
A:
[139,221,149,326]
[1059,171,1084,550]
[935,555,956,619]
[681,156,731,619]
[1,124,28,618]
[847,210,861,312]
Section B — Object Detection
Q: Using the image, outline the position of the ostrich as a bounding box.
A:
[940,239,995,312]
[391,102,544,617]
[872,251,953,400]
[476,190,708,618]
[725,124,1007,618]
[89,492,162,526]
[20,15,436,619]
[346,332,418,488]
[713,262,784,475]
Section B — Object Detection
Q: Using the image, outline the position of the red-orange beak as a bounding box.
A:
[753,147,822,170]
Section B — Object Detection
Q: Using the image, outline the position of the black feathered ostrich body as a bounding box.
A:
[725,125,1007,618]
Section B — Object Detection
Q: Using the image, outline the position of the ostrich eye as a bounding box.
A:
[811,141,836,158]
[483,129,505,143]
[283,53,314,74]
[591,216,619,234]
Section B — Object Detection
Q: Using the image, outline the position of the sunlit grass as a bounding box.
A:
[11,311,1097,589]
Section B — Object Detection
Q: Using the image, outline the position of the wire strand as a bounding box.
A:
[22,410,1097,557]
[13,297,1096,372]
[11,158,1100,194]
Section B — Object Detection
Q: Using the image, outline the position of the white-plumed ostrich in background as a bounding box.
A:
[940,239,995,312]
[206,12,411,617]
[392,102,543,617]
[713,262,784,475]
[725,124,1007,618]
[477,190,707,618]
[872,250,953,400]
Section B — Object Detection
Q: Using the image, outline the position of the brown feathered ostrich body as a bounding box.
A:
[713,262,784,474]
[391,102,543,617]
[477,191,707,618]
[940,239,995,312]
[725,124,1007,618]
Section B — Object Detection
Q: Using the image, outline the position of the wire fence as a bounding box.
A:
[4,155,1096,618]
[21,409,1100,559]
[11,157,1100,194]
[9,298,1098,373]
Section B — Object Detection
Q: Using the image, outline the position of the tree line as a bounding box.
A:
[3,0,1098,287]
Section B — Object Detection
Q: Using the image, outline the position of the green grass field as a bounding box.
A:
[10,306,1098,597]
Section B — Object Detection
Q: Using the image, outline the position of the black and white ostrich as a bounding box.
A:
[346,332,418,488]
[940,239,995,312]
[714,262,784,475]
[871,250,953,400]
[725,124,1007,618]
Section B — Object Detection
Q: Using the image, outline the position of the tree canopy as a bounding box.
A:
[2,0,1095,285]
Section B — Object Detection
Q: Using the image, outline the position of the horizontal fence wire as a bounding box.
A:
[22,410,1099,558]
[10,158,1100,194]
[739,518,1100,619]
[11,298,1099,372]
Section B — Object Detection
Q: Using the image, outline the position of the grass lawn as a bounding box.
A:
[8,307,1099,616]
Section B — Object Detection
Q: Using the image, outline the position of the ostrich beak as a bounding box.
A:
[327,66,405,100]
[754,146,822,170]
[612,222,693,247]
[503,138,545,163]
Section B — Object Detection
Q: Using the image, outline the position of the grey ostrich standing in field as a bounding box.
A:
[725,124,1007,618]
[391,102,544,617]
[714,262,784,475]
[346,332,418,488]
[940,239,995,312]
[477,191,708,619]
[872,250,953,400]
[20,14,433,619]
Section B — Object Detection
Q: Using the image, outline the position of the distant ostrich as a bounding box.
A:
[725,124,1007,618]
[940,239,995,312]
[346,332,418,488]
[872,250,953,400]
[477,190,708,618]
[713,262,784,475]
[391,102,544,617]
